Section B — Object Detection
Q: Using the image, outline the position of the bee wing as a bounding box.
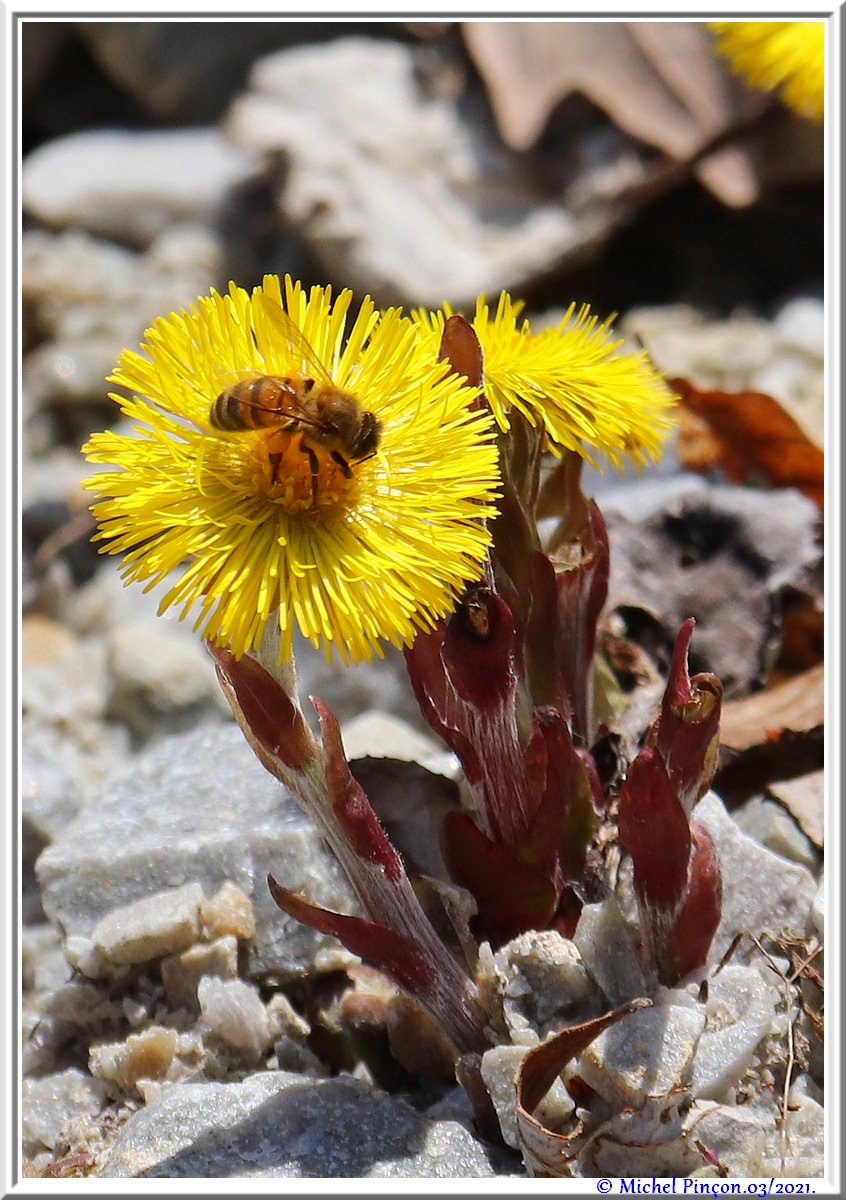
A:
[258,293,334,385]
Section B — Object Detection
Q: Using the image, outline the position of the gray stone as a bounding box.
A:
[98,1070,515,1177]
[605,486,820,696]
[586,472,708,521]
[23,715,134,812]
[293,633,432,734]
[161,936,239,1010]
[774,296,825,360]
[22,748,82,921]
[341,710,457,776]
[689,966,780,1100]
[494,930,605,1041]
[575,1003,705,1110]
[480,1046,525,1149]
[22,626,109,727]
[688,1098,776,1177]
[22,127,256,244]
[21,445,97,513]
[580,1095,700,1178]
[55,558,192,641]
[573,898,648,1005]
[36,725,359,983]
[22,1068,106,1158]
[733,795,819,871]
[225,39,616,309]
[22,623,133,808]
[694,792,818,960]
[21,225,222,415]
[198,977,272,1055]
[22,923,69,996]
[105,623,232,741]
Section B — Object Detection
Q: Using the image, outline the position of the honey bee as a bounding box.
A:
[210,295,381,504]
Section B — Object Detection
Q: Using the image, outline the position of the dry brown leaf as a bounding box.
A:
[515,999,651,1177]
[713,728,823,803]
[719,663,824,752]
[672,377,825,511]
[462,21,761,206]
[777,590,825,676]
[674,404,726,474]
[767,770,824,848]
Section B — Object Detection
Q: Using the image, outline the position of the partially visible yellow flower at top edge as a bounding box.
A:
[709,21,824,123]
[412,293,676,471]
[82,276,500,665]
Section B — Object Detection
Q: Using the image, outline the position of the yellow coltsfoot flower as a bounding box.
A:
[413,293,676,470]
[83,276,500,665]
[709,21,824,123]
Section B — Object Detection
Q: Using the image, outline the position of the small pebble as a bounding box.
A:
[160,936,239,1011]
[200,882,256,942]
[90,1027,181,1094]
[198,976,272,1055]
[91,883,203,966]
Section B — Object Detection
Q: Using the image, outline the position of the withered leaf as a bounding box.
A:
[713,728,823,804]
[515,999,651,1176]
[767,769,824,849]
[672,376,825,511]
[462,21,761,206]
[719,663,824,752]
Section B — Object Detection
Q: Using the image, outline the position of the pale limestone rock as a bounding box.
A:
[197,976,272,1055]
[36,726,358,983]
[200,881,256,941]
[22,1068,106,1158]
[22,127,255,243]
[494,930,604,1042]
[97,1071,516,1177]
[690,965,780,1100]
[105,623,230,740]
[575,1003,706,1110]
[90,1027,181,1094]
[341,710,457,776]
[225,39,606,309]
[695,792,818,960]
[160,936,239,1010]
[481,1044,575,1152]
[91,883,203,967]
[573,898,648,1005]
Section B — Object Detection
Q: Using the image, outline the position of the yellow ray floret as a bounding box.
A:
[413,293,676,470]
[83,276,500,665]
[709,21,824,123]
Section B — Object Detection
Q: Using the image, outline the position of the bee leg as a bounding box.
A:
[268,452,283,484]
[330,451,353,479]
[304,443,321,506]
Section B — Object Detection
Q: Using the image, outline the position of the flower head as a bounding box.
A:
[413,293,675,470]
[709,21,824,123]
[83,276,500,665]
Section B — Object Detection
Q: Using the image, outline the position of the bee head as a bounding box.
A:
[352,411,382,461]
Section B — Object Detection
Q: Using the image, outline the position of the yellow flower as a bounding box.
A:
[709,21,824,122]
[413,293,675,470]
[82,276,500,665]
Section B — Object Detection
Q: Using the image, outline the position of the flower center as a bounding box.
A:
[249,428,356,514]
